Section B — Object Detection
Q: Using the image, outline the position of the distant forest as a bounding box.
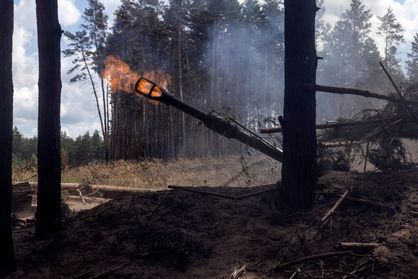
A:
[26,0,418,165]
[12,128,104,169]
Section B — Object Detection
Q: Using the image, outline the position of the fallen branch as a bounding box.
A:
[318,192,396,213]
[306,83,418,105]
[230,265,246,279]
[168,185,274,201]
[76,188,86,204]
[168,185,237,200]
[272,251,353,271]
[380,61,418,125]
[345,197,396,213]
[321,190,349,223]
[340,242,380,250]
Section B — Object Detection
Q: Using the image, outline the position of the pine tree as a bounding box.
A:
[320,0,383,116]
[406,34,418,83]
[0,0,16,274]
[377,7,404,83]
[35,0,62,239]
[281,0,317,211]
[63,0,110,160]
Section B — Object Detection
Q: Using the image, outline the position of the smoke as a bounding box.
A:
[203,11,284,131]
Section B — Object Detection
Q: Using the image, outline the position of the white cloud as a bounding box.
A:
[58,0,81,26]
[12,0,94,137]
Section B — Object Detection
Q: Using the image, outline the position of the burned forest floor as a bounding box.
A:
[7,156,418,279]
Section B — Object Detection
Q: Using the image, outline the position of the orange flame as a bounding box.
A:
[102,55,171,95]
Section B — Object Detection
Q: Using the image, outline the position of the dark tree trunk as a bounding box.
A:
[281,0,318,211]
[0,0,16,274]
[35,0,62,238]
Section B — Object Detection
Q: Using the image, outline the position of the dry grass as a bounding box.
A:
[13,155,281,189]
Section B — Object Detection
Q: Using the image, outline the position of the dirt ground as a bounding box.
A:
[7,157,418,278]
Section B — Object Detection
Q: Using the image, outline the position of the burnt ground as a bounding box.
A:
[7,168,418,279]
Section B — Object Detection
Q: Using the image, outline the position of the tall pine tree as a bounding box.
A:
[406,34,418,83]
[377,7,405,83]
[0,0,16,274]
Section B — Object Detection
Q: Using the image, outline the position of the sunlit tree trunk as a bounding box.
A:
[281,0,318,211]
[35,0,62,238]
[0,0,16,274]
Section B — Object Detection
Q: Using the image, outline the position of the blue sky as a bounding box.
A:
[11,0,418,137]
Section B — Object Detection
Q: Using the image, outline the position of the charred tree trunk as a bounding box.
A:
[281,0,318,211]
[35,0,62,238]
[0,0,16,274]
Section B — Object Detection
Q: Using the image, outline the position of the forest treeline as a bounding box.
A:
[62,0,418,162]
[12,128,104,169]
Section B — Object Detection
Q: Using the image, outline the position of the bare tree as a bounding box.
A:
[35,0,62,238]
[281,0,318,211]
[0,0,16,274]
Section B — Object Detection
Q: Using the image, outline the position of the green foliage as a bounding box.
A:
[12,128,105,169]
[406,34,418,83]
[377,7,405,83]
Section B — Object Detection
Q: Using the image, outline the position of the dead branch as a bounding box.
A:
[168,185,237,200]
[345,197,396,213]
[230,265,246,279]
[260,118,391,134]
[168,185,274,201]
[319,141,360,148]
[306,83,418,104]
[321,190,349,223]
[380,61,418,125]
[276,237,296,267]
[235,188,275,200]
[318,192,396,213]
[76,188,86,204]
[340,242,380,250]
[272,251,353,271]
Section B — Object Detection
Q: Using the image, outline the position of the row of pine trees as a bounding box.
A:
[63,0,418,161]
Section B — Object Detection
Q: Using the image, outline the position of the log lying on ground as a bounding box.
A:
[26,182,160,200]
[12,182,33,212]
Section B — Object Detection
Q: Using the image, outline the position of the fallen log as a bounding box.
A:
[305,83,418,105]
[261,118,389,134]
[26,182,161,200]
[12,182,33,212]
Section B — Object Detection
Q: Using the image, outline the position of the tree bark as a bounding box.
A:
[281,0,318,211]
[0,0,16,274]
[35,0,62,238]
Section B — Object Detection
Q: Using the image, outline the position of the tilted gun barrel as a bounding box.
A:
[134,78,283,162]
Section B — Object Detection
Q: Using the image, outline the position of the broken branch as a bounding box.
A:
[321,190,349,223]
[272,251,353,271]
[305,83,418,105]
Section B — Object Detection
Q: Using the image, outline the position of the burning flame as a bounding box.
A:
[102,55,171,96]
